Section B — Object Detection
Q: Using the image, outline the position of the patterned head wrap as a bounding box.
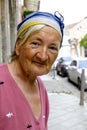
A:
[17,11,64,42]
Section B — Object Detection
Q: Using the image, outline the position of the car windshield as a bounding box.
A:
[78,60,87,68]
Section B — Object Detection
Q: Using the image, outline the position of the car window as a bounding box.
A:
[78,60,87,68]
[63,57,73,62]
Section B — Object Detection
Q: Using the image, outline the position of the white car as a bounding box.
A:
[67,58,87,90]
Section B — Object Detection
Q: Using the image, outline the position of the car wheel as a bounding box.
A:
[78,78,81,90]
[60,67,65,77]
[61,72,65,77]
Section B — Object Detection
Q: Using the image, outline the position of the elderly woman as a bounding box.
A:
[0,11,64,130]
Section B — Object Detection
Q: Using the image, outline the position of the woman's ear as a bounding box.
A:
[15,40,20,56]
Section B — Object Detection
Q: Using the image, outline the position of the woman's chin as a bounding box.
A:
[37,71,49,76]
[32,67,50,76]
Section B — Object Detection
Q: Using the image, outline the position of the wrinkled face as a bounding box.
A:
[16,26,61,77]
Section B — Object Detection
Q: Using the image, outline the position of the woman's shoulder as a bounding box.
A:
[0,63,7,71]
[0,63,8,79]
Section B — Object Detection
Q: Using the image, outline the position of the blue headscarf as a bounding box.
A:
[17,11,64,43]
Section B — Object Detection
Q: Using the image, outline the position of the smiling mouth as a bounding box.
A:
[33,61,47,66]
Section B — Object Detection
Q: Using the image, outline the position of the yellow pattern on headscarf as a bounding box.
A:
[17,21,44,37]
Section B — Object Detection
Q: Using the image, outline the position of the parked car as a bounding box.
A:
[67,58,87,90]
[56,56,73,77]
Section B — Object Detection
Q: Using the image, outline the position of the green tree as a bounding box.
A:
[80,34,87,48]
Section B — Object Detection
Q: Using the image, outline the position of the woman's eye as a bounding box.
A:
[32,42,38,45]
[49,46,58,51]
[31,42,40,47]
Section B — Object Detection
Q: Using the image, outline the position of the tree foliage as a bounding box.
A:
[80,34,87,48]
[23,10,34,18]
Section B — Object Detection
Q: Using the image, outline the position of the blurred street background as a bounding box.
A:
[40,73,87,130]
[40,72,87,103]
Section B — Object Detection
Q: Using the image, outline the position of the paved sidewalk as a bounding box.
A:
[48,93,87,130]
[40,74,87,130]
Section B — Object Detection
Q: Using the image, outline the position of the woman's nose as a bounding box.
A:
[37,49,48,61]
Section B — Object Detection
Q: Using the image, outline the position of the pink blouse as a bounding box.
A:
[0,64,49,130]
